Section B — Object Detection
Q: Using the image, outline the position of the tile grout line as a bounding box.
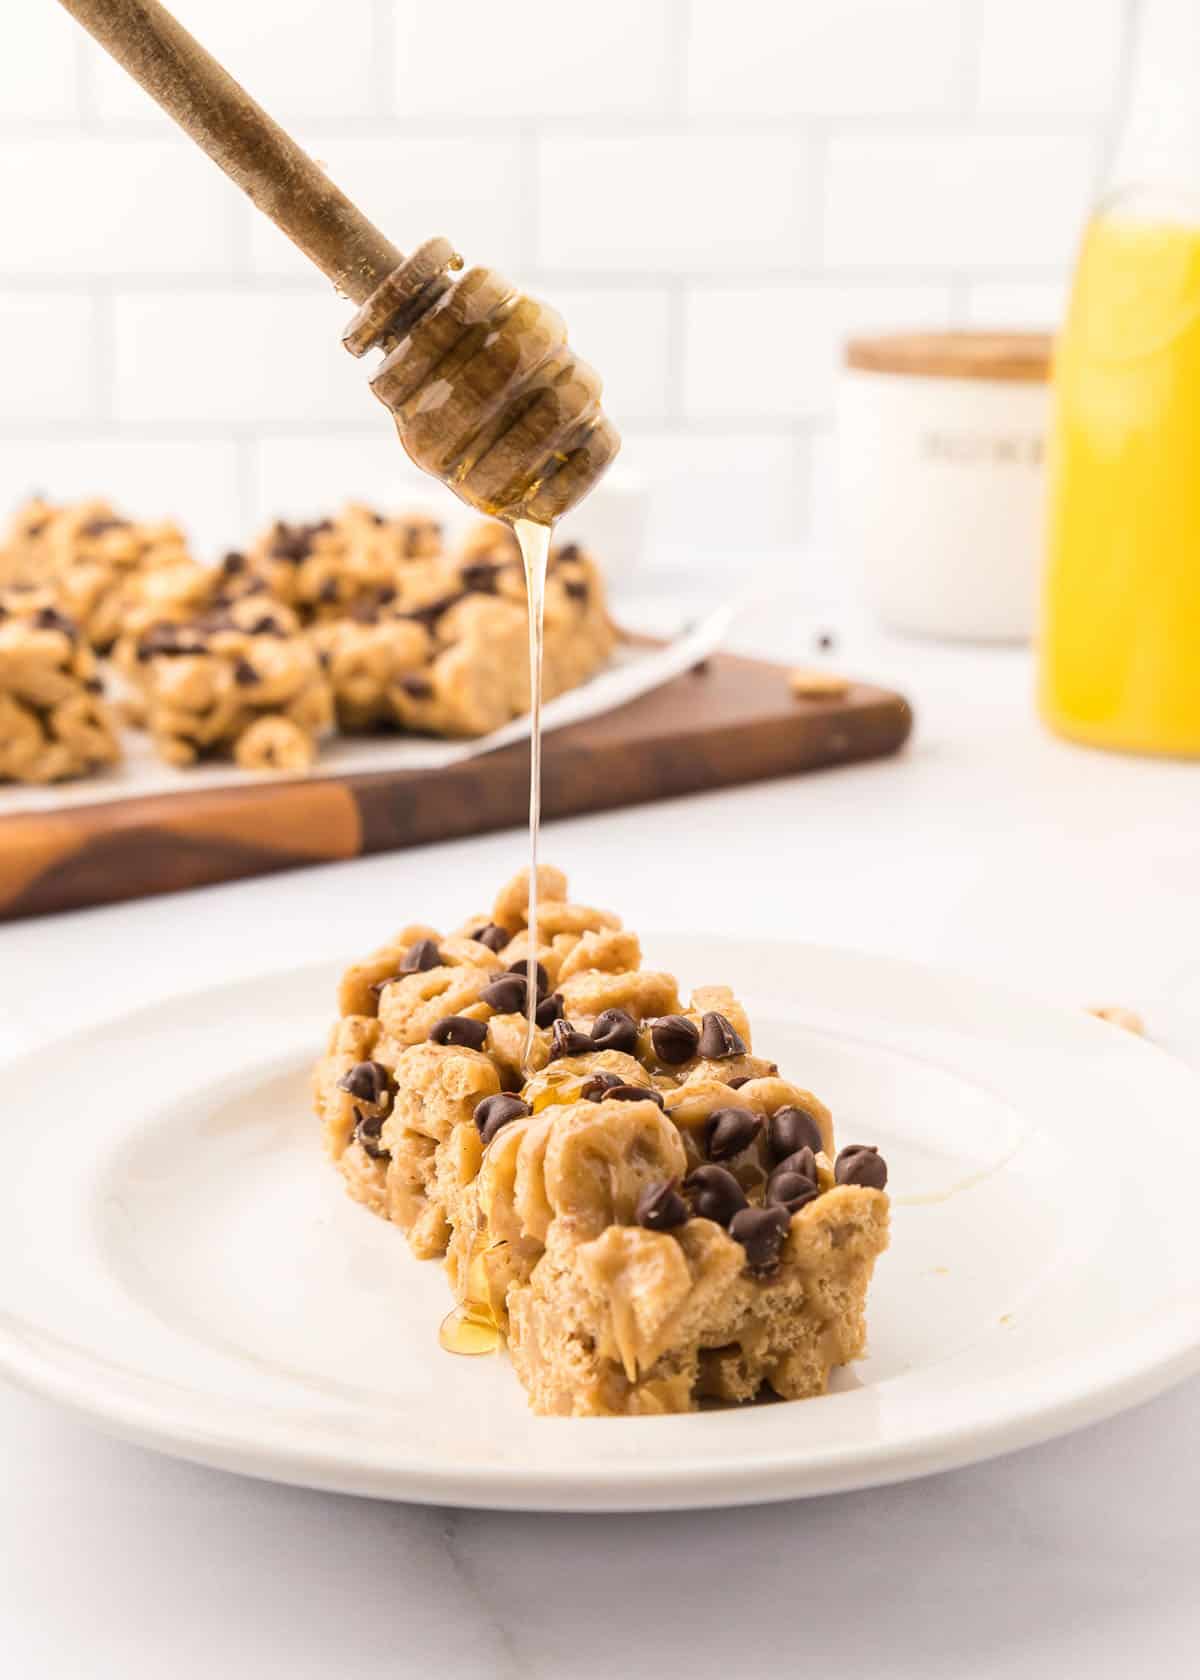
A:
[89,282,116,425]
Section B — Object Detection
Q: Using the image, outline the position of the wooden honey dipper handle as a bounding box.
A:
[57,0,621,521]
[56,0,401,303]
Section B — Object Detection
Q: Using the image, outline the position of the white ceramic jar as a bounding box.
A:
[837,331,1052,642]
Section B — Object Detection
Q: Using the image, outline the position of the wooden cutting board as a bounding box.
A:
[0,651,912,922]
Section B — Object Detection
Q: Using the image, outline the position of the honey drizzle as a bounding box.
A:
[439,520,549,1359]
[513,517,551,1076]
[438,1234,504,1356]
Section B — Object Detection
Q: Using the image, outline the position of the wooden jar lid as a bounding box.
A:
[844,329,1053,383]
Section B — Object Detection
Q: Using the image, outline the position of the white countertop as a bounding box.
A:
[3,587,1199,1677]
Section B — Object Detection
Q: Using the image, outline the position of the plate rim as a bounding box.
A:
[2,936,1200,1512]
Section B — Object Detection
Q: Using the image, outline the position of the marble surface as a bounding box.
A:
[3,588,1199,1676]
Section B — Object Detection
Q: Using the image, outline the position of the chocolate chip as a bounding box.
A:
[460,561,500,594]
[399,592,465,630]
[233,657,258,686]
[726,1075,753,1090]
[774,1145,817,1185]
[84,676,103,695]
[354,1109,390,1161]
[563,578,589,602]
[535,991,564,1028]
[684,1164,748,1227]
[835,1144,888,1191]
[221,550,246,574]
[248,615,284,636]
[650,1014,700,1065]
[318,578,340,604]
[555,543,581,563]
[336,1060,392,1105]
[698,1012,748,1059]
[399,674,433,700]
[400,938,442,974]
[508,959,549,995]
[581,1071,625,1101]
[604,1083,665,1108]
[704,1106,763,1162]
[470,923,510,953]
[429,1016,488,1050]
[590,1008,639,1054]
[729,1205,791,1273]
[473,1092,531,1146]
[766,1170,820,1214]
[636,1179,689,1232]
[80,516,128,537]
[479,974,528,1014]
[33,606,75,638]
[268,520,326,563]
[548,1019,593,1061]
[768,1105,823,1163]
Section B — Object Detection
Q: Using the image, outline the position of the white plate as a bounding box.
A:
[2,937,1199,1512]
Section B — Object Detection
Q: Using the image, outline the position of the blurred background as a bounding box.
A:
[0,0,1123,586]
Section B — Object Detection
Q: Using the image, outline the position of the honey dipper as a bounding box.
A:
[56,0,620,524]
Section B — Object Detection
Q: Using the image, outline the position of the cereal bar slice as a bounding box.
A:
[313,868,890,1416]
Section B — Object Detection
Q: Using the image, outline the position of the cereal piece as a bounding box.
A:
[123,598,332,771]
[0,594,122,783]
[310,524,615,739]
[1087,1005,1146,1036]
[243,503,444,623]
[789,667,851,700]
[312,868,890,1416]
[234,714,316,771]
[0,496,193,651]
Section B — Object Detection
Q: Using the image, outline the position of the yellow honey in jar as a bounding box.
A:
[1041,213,1200,755]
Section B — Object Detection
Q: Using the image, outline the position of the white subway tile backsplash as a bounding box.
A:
[0,438,241,558]
[113,290,367,424]
[0,139,238,275]
[393,0,674,119]
[824,132,1098,269]
[0,1,78,120]
[252,434,466,532]
[683,281,953,421]
[537,135,817,273]
[978,0,1124,116]
[0,3,1120,556]
[0,294,98,422]
[688,0,970,116]
[86,0,385,126]
[963,278,1070,329]
[805,423,841,579]
[623,429,806,556]
[246,136,527,280]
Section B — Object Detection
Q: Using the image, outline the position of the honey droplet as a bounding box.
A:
[523,1065,587,1112]
[439,1306,501,1357]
